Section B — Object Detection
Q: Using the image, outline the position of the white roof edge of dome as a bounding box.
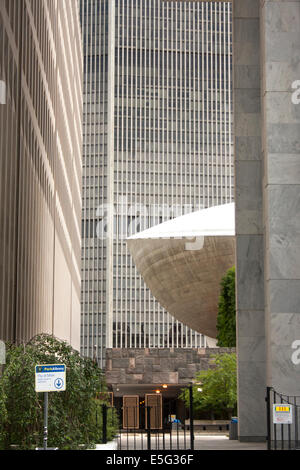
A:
[127,203,235,240]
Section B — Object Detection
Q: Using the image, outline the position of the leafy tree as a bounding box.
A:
[216,266,236,347]
[0,334,118,450]
[0,374,7,446]
[180,353,237,419]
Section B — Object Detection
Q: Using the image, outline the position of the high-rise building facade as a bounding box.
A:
[80,0,233,366]
[0,0,83,349]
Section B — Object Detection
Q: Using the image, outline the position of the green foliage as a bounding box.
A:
[0,334,118,450]
[216,266,236,347]
[0,370,7,447]
[180,354,237,419]
[91,400,119,444]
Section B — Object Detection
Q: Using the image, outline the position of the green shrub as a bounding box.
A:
[91,400,119,444]
[216,266,236,347]
[0,334,118,450]
[180,353,237,419]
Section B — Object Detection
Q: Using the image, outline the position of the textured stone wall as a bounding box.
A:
[106,348,236,385]
[260,0,300,394]
[234,0,300,442]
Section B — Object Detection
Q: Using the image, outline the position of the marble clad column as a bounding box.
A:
[234,0,267,441]
[209,0,300,441]
[260,0,300,395]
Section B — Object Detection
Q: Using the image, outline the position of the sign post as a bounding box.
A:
[189,384,194,451]
[44,392,48,450]
[35,364,66,450]
[0,341,5,377]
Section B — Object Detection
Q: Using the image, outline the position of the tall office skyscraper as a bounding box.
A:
[80,0,233,366]
[0,0,83,349]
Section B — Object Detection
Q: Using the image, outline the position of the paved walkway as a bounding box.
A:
[193,435,266,450]
[117,433,267,451]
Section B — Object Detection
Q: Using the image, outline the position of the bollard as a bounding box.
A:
[189,385,194,450]
[102,404,107,444]
[147,406,151,450]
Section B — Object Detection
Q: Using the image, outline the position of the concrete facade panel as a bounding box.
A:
[234,0,266,441]
[0,0,82,349]
[260,0,300,403]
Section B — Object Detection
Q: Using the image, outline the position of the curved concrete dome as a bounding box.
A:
[127,204,236,338]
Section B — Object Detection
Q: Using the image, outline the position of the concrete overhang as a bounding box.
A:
[127,204,236,339]
[111,383,183,399]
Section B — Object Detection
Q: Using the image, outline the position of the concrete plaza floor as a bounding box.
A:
[117,433,267,451]
[191,435,266,450]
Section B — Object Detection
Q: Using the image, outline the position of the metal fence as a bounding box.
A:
[101,392,195,450]
[266,387,300,450]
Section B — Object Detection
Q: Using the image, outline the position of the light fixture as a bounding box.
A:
[155,390,161,394]
[162,384,168,389]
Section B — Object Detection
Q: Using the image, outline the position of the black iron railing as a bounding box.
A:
[266,387,300,450]
[101,394,195,450]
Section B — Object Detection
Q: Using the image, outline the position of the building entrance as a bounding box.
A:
[122,394,163,430]
[111,393,193,450]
